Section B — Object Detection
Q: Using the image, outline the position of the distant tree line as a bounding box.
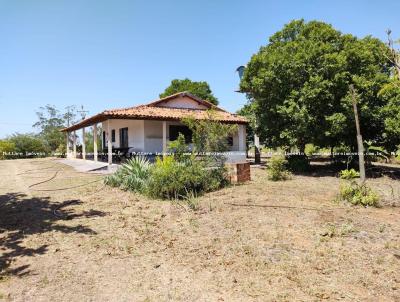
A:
[0,105,78,159]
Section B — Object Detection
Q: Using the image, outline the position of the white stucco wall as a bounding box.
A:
[157,96,208,109]
[143,120,163,153]
[238,124,247,152]
[143,120,183,153]
[101,119,145,151]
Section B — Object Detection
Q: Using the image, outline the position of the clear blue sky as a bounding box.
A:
[1,0,399,138]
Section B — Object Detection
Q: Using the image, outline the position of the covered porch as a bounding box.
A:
[64,118,247,164]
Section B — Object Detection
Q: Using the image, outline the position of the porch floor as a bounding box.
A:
[58,158,119,174]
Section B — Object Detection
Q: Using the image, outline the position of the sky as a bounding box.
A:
[1,0,400,138]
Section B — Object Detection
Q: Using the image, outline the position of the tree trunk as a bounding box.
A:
[299,143,306,156]
[350,85,366,184]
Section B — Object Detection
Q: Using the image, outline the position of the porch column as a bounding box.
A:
[238,124,246,152]
[73,130,77,158]
[162,121,167,155]
[93,123,98,162]
[254,134,260,149]
[254,133,260,164]
[107,120,112,165]
[82,127,86,160]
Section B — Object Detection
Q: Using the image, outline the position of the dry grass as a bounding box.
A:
[0,158,399,301]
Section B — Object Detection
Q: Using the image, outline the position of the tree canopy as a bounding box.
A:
[33,105,77,152]
[160,78,218,105]
[379,80,400,152]
[240,19,394,152]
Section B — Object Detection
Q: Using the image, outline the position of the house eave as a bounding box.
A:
[61,113,248,132]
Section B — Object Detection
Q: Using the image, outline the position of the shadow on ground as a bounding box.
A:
[0,192,105,278]
[289,161,400,180]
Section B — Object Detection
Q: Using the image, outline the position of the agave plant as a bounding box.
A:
[104,156,151,192]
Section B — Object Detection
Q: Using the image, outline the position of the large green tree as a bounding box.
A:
[379,80,400,152]
[160,78,218,105]
[240,20,392,152]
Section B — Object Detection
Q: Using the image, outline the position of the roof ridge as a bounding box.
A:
[103,92,229,113]
[104,104,146,113]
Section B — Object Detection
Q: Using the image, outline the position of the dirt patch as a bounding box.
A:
[0,158,399,301]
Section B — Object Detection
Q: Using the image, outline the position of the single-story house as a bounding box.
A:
[61,92,248,164]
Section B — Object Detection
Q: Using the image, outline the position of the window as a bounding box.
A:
[119,127,128,148]
[111,129,116,142]
[169,125,192,143]
[227,136,233,147]
[102,131,106,149]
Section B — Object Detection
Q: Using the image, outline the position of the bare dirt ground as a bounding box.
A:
[0,158,399,301]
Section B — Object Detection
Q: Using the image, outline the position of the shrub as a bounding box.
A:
[104,156,151,192]
[286,155,309,172]
[267,154,291,181]
[8,133,48,157]
[0,140,16,160]
[305,144,319,157]
[338,181,379,207]
[55,143,66,158]
[183,111,238,154]
[168,133,191,161]
[145,156,227,199]
[339,168,360,180]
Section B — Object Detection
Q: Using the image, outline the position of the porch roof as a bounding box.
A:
[61,92,248,132]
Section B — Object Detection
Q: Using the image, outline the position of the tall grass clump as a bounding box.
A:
[267,154,291,181]
[104,156,151,193]
[145,155,227,200]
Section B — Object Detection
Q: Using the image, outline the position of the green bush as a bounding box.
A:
[0,140,16,159]
[7,133,48,158]
[338,181,379,207]
[286,155,309,172]
[145,156,227,199]
[104,156,151,192]
[305,144,319,157]
[339,168,360,180]
[267,155,291,181]
[168,133,191,161]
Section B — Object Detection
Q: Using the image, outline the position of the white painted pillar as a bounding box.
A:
[254,134,260,149]
[73,130,77,158]
[162,121,167,155]
[82,127,86,160]
[107,120,112,165]
[93,123,98,162]
[238,125,246,152]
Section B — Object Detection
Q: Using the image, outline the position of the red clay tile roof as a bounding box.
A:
[145,91,223,110]
[61,92,248,132]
